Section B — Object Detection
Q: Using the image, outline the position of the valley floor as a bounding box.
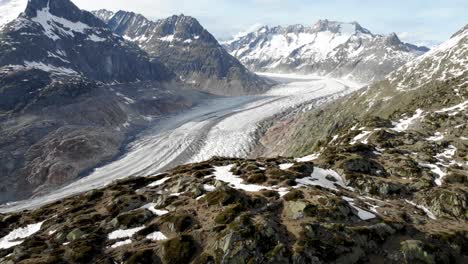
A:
[0,73,362,213]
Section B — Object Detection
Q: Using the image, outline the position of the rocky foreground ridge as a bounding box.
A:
[0,152,466,263]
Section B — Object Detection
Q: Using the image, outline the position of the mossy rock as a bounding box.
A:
[283,190,304,201]
[191,169,213,178]
[65,241,95,263]
[160,213,194,233]
[215,203,244,224]
[289,162,314,177]
[66,228,85,241]
[113,209,153,228]
[106,194,147,214]
[400,240,435,264]
[163,235,197,264]
[204,187,249,206]
[193,253,215,264]
[260,190,280,198]
[245,172,267,184]
[126,249,160,264]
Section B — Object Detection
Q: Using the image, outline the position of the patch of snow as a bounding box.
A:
[110,239,132,248]
[295,153,320,162]
[31,3,92,41]
[279,163,294,170]
[203,184,216,192]
[0,221,44,249]
[391,109,425,132]
[426,132,444,141]
[23,61,78,76]
[295,167,346,191]
[148,177,170,187]
[343,197,376,220]
[405,200,437,220]
[419,163,447,186]
[140,203,169,216]
[435,100,468,114]
[146,231,167,241]
[87,34,106,42]
[212,165,272,192]
[108,226,145,240]
[350,131,372,145]
[159,34,175,42]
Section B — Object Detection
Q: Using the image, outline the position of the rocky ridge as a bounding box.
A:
[94,10,271,95]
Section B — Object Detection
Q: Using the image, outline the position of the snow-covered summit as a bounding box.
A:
[224,20,429,84]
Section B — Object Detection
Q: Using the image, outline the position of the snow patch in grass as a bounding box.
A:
[148,177,170,187]
[426,132,444,141]
[0,221,44,249]
[350,131,372,145]
[203,184,216,192]
[419,163,447,186]
[405,200,437,220]
[213,165,271,192]
[141,203,169,216]
[343,197,376,220]
[110,239,132,248]
[295,153,320,162]
[295,168,346,191]
[108,226,145,240]
[279,163,294,170]
[391,109,424,132]
[146,231,167,241]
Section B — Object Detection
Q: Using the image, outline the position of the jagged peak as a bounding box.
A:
[24,0,105,28]
[312,19,372,35]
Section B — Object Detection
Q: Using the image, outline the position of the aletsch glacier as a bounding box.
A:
[0,73,361,213]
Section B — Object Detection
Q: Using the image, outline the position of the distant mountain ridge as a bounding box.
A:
[93,10,271,95]
[224,20,429,84]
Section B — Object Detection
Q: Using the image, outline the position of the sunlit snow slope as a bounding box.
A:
[0,74,362,213]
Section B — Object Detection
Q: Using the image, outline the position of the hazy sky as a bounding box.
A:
[73,0,468,47]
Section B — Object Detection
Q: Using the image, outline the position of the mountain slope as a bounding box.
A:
[0,0,172,83]
[99,10,270,95]
[0,0,208,203]
[0,159,466,263]
[254,25,467,223]
[224,20,429,83]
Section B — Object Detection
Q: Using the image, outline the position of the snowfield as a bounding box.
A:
[0,73,362,213]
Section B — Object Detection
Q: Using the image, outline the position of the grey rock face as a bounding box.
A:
[99,10,271,95]
[224,20,429,84]
[0,0,173,83]
[0,0,210,203]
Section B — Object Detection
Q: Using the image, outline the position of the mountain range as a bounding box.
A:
[224,20,429,83]
[92,10,270,95]
[0,0,467,263]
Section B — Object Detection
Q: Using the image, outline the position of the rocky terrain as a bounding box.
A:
[224,20,429,83]
[93,10,270,95]
[0,0,213,203]
[0,155,467,263]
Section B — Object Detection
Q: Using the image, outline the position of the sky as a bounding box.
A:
[73,0,468,47]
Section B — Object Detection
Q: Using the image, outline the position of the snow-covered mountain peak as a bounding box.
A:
[311,19,371,36]
[91,9,114,23]
[224,20,429,83]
